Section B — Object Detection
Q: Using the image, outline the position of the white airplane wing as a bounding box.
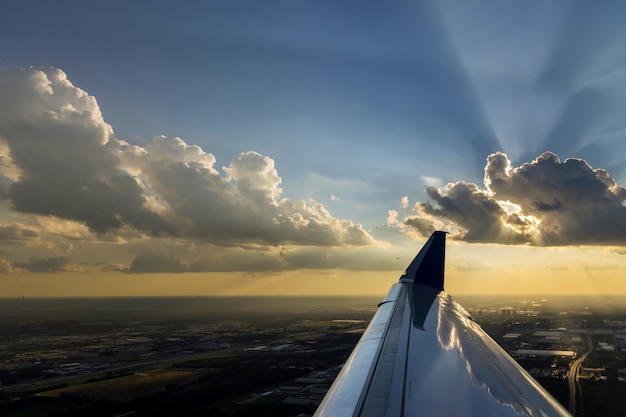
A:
[314,231,571,417]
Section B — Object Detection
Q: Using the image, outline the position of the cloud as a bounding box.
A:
[0,67,172,236]
[402,214,440,239]
[401,151,626,245]
[13,256,84,273]
[106,234,405,274]
[122,137,374,246]
[3,66,621,278]
[485,151,626,245]
[420,176,443,188]
[0,67,374,252]
[127,251,190,273]
[0,224,39,243]
[417,182,534,244]
[0,259,17,273]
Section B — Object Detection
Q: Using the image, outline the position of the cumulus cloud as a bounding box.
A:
[484,152,626,244]
[0,66,375,273]
[402,214,440,238]
[418,181,535,244]
[401,151,626,245]
[120,136,374,246]
[0,67,172,235]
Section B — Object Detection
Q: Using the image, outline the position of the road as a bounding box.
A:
[568,334,593,416]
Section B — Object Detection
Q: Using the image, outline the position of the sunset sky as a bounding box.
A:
[0,1,625,297]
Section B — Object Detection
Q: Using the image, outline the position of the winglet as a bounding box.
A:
[399,231,446,290]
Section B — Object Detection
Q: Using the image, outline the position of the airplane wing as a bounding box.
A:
[314,231,572,417]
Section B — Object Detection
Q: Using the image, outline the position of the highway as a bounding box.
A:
[567,335,593,416]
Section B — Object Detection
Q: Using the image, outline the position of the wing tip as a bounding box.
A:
[400,231,447,290]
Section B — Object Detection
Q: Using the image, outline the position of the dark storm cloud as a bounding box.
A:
[403,152,626,246]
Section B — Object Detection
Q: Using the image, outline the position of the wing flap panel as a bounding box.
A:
[313,284,402,417]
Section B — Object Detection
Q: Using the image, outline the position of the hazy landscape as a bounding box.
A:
[1,295,625,417]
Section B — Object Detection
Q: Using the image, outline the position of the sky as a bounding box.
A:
[0,0,625,297]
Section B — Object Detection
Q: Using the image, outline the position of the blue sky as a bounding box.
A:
[4,0,624,223]
[0,1,625,295]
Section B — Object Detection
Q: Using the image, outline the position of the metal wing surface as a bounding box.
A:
[314,231,571,417]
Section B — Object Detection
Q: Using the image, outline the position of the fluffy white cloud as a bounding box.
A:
[121,137,374,246]
[0,66,375,273]
[0,67,171,235]
[400,152,626,245]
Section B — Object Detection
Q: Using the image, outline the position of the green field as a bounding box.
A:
[37,369,208,402]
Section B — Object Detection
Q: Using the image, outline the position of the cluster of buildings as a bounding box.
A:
[475,306,626,382]
[237,367,340,411]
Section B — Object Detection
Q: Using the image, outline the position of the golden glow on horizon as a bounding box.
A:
[0,244,623,298]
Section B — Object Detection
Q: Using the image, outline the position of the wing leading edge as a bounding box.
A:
[313,231,571,417]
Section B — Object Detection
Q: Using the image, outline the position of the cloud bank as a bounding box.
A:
[400,152,626,245]
[13,256,84,273]
[0,66,623,276]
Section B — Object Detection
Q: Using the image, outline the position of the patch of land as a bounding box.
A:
[0,296,625,416]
